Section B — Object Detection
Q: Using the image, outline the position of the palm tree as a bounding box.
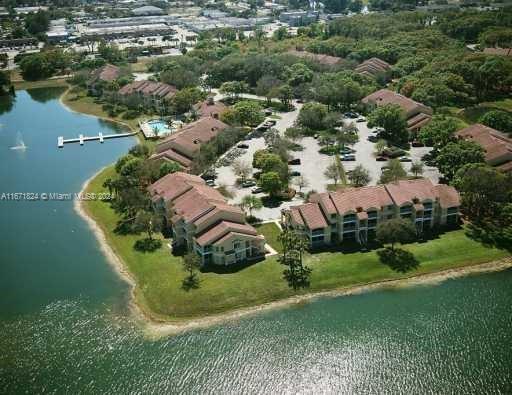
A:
[410,161,424,178]
[241,195,263,217]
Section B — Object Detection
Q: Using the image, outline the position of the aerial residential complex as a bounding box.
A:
[148,172,266,265]
[150,116,228,169]
[283,179,461,248]
[362,89,434,133]
[117,80,177,112]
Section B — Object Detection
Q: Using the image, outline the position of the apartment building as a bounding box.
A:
[117,80,177,113]
[87,64,120,96]
[456,123,512,173]
[355,57,392,79]
[148,172,266,265]
[362,89,433,133]
[150,116,228,169]
[282,179,460,248]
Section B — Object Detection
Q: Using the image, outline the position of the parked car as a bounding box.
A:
[341,154,356,161]
[290,171,301,177]
[251,187,263,194]
[237,143,249,149]
[411,140,425,147]
[356,117,366,122]
[266,119,277,126]
[206,179,216,187]
[264,108,273,116]
[201,169,217,180]
[376,156,388,161]
[296,98,304,104]
[313,133,319,139]
[399,157,412,162]
[340,147,355,155]
[368,135,379,143]
[344,112,358,118]
[242,179,257,188]
[288,158,301,165]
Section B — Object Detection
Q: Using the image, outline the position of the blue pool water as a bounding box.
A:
[146,119,170,135]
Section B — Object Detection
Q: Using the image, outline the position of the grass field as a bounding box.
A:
[13,78,69,90]
[84,166,510,321]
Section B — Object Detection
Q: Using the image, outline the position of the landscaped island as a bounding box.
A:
[81,165,509,324]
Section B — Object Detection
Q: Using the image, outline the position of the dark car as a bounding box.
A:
[356,117,366,122]
[242,179,257,188]
[399,157,412,162]
[237,143,249,149]
[251,187,263,194]
[290,171,301,177]
[345,112,358,118]
[368,135,379,143]
[288,158,301,165]
[411,140,425,147]
[376,156,388,161]
[201,169,217,180]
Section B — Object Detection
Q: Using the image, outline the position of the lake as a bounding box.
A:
[1,89,511,393]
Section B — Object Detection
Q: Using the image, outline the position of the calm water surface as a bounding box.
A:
[1,90,511,394]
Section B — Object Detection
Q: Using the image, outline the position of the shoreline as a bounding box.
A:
[75,170,512,339]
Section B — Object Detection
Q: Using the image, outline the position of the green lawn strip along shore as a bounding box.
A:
[85,166,509,321]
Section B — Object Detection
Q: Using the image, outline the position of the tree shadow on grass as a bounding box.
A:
[377,247,420,273]
[465,223,512,252]
[133,238,162,253]
[261,196,283,208]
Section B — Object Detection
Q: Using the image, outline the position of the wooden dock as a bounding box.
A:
[57,132,136,148]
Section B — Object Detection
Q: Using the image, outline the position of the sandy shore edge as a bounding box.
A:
[74,169,512,339]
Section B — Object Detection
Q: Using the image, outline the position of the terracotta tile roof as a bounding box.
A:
[355,57,391,77]
[92,64,120,82]
[195,221,259,246]
[148,171,204,202]
[330,185,393,214]
[156,117,228,157]
[289,203,328,230]
[407,112,432,130]
[456,124,512,164]
[384,178,440,207]
[193,203,244,227]
[434,184,461,209]
[212,231,264,247]
[362,89,433,117]
[289,207,305,226]
[288,50,343,66]
[150,149,193,168]
[483,47,512,57]
[195,100,227,118]
[118,80,177,99]
[309,192,337,215]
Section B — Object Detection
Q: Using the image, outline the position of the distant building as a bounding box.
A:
[47,19,69,43]
[131,5,165,16]
[202,9,228,18]
[282,179,461,248]
[355,57,392,79]
[288,49,344,66]
[117,80,177,113]
[151,116,228,169]
[456,124,512,173]
[362,89,433,132]
[148,172,266,265]
[14,6,48,14]
[279,11,319,26]
[483,47,512,57]
[87,64,120,96]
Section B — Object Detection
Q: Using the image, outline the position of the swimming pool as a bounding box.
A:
[141,119,174,138]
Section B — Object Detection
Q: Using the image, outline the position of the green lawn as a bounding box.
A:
[85,166,509,321]
[255,222,283,253]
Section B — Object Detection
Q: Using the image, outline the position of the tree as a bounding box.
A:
[241,195,263,217]
[19,53,52,81]
[219,81,249,100]
[273,26,290,41]
[335,122,358,150]
[172,87,205,114]
[25,10,49,35]
[348,165,371,187]
[410,161,424,178]
[418,116,459,150]
[436,140,485,181]
[348,0,363,12]
[479,110,512,135]
[324,155,346,186]
[454,163,512,224]
[159,161,181,178]
[380,159,407,184]
[232,159,252,182]
[377,247,420,273]
[376,217,416,251]
[367,104,409,146]
[278,228,312,290]
[232,100,264,126]
[182,252,201,290]
[324,0,348,13]
[374,139,387,156]
[259,171,283,197]
[255,75,281,105]
[278,84,293,108]
[284,63,313,86]
[133,211,162,241]
[298,102,329,130]
[294,175,310,192]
